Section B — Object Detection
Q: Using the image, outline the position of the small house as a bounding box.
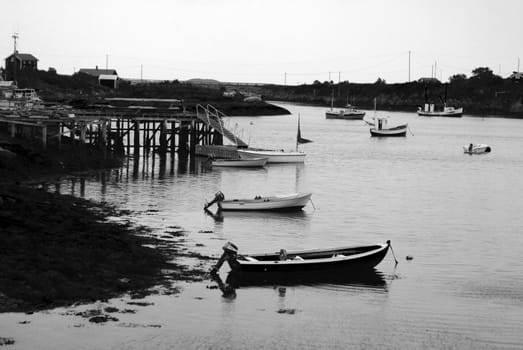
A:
[4,52,38,81]
[78,67,119,88]
[98,74,118,89]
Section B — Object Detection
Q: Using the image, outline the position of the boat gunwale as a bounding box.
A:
[237,243,388,266]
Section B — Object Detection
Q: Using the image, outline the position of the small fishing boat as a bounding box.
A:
[463,143,491,154]
[211,157,268,167]
[417,105,463,117]
[325,105,366,120]
[417,83,463,117]
[369,116,407,137]
[237,149,305,163]
[210,241,394,278]
[204,191,312,211]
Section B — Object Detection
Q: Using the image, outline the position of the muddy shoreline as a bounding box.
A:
[0,135,210,313]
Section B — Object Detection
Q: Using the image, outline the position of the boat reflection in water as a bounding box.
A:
[204,207,309,223]
[210,268,388,299]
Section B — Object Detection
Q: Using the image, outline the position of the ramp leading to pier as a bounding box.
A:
[196,104,248,148]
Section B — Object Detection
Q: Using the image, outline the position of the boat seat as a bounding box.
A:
[292,256,304,261]
[333,254,346,258]
[244,256,258,262]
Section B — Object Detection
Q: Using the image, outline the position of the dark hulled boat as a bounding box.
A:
[211,241,393,283]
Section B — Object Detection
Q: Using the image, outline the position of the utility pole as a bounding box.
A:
[408,50,411,82]
[106,54,109,69]
[518,57,520,73]
[328,71,331,82]
[140,64,143,82]
[434,61,437,79]
[284,72,287,86]
[12,33,19,53]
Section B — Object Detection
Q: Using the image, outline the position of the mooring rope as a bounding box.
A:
[387,240,399,266]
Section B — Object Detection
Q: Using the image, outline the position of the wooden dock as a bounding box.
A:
[0,104,248,157]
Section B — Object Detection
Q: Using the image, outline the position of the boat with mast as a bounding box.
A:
[417,83,463,117]
[237,115,311,163]
[325,90,365,120]
[368,98,408,137]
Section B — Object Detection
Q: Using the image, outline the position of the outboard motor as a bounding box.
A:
[210,242,239,274]
[204,191,225,209]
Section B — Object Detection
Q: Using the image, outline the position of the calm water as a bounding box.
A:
[2,102,523,349]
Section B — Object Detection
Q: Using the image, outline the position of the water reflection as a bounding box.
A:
[204,207,310,223]
[210,268,388,297]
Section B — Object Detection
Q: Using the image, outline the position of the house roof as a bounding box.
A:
[99,74,118,80]
[509,72,523,79]
[5,52,38,61]
[78,68,118,77]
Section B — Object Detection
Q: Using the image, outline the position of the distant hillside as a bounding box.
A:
[233,70,523,116]
[12,70,290,116]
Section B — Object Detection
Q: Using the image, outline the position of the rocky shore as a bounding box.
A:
[0,135,208,313]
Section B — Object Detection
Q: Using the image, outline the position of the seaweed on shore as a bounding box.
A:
[0,185,206,313]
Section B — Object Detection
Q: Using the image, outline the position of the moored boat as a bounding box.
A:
[417,83,463,117]
[325,105,366,120]
[369,116,408,137]
[463,143,491,154]
[204,191,312,211]
[211,157,268,167]
[237,149,305,163]
[417,105,463,117]
[210,241,394,279]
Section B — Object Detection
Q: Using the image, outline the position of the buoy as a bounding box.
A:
[406,255,413,261]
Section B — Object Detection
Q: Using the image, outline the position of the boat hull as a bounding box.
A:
[326,111,365,120]
[218,192,312,211]
[237,149,306,163]
[370,124,407,137]
[211,157,268,167]
[417,107,463,117]
[236,243,390,275]
[463,144,491,154]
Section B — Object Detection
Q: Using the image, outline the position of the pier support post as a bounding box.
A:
[179,121,189,155]
[10,123,15,137]
[190,121,196,155]
[134,120,140,157]
[159,120,167,156]
[41,125,47,150]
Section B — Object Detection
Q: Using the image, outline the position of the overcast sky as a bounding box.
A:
[2,0,522,84]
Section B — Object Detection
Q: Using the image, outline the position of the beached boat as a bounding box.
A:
[204,191,312,211]
[463,143,491,154]
[210,241,393,278]
[237,149,305,163]
[0,86,42,111]
[211,157,268,167]
[326,104,366,120]
[417,83,463,117]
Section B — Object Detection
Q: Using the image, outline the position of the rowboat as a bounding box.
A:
[211,157,268,167]
[237,149,306,163]
[210,241,394,282]
[463,143,491,154]
[204,191,312,211]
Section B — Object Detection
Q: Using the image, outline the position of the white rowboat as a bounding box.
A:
[204,192,312,211]
[211,157,268,167]
[237,149,306,163]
